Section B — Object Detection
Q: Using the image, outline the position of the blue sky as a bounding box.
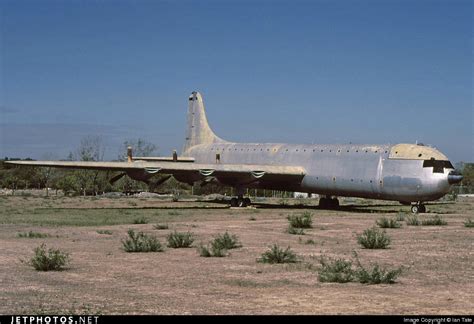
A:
[0,0,472,162]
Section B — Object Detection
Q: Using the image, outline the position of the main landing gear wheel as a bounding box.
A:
[411,203,426,214]
[319,197,339,209]
[230,197,251,208]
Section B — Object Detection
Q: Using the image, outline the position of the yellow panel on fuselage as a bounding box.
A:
[388,144,449,160]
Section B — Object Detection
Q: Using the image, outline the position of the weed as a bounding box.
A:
[121,229,163,252]
[406,215,420,226]
[133,217,148,224]
[249,216,257,221]
[197,244,212,257]
[395,212,406,222]
[96,230,112,235]
[17,231,50,238]
[197,243,227,257]
[353,253,403,284]
[153,224,169,230]
[464,218,474,228]
[211,232,242,250]
[287,226,305,235]
[318,257,354,283]
[304,239,316,245]
[421,216,447,226]
[258,244,299,264]
[317,253,404,284]
[167,231,194,248]
[287,211,313,228]
[376,217,401,229]
[168,210,181,216]
[357,227,391,249]
[210,246,227,257]
[29,244,70,271]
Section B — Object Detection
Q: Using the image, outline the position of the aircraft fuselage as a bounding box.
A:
[186,142,455,203]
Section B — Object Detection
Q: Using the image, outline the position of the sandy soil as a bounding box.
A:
[0,196,472,314]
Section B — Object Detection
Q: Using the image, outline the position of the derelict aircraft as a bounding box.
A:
[7,91,463,213]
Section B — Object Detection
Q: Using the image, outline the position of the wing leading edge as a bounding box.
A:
[5,160,306,185]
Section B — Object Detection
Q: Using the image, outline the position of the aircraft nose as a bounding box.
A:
[448,171,463,185]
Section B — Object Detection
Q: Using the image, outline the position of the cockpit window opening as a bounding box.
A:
[423,160,454,173]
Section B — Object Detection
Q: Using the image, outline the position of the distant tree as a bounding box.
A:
[73,135,107,196]
[119,138,158,160]
[76,135,105,162]
[460,163,474,186]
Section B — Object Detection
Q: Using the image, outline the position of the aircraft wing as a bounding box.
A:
[5,160,306,184]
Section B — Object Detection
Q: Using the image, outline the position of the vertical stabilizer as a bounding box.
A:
[182,91,226,153]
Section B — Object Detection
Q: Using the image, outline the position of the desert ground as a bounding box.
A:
[0,194,472,315]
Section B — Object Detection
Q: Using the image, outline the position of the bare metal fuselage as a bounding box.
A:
[186,142,453,203]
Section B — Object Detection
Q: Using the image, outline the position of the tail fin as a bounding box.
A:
[182,91,226,153]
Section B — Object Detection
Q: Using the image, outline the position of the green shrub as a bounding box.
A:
[210,245,227,257]
[395,212,406,222]
[376,217,401,229]
[197,244,227,258]
[317,253,404,285]
[153,224,169,230]
[357,227,391,249]
[197,232,240,257]
[287,211,313,228]
[122,229,163,252]
[197,244,212,257]
[167,231,194,248]
[133,217,148,224]
[354,255,403,284]
[318,257,355,283]
[287,226,305,235]
[17,231,49,238]
[258,245,299,264]
[355,264,403,284]
[464,218,474,228]
[96,230,112,235]
[406,215,420,226]
[211,232,242,250]
[29,244,70,271]
[421,216,447,226]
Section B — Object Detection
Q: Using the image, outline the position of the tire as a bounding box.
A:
[244,198,251,207]
[237,198,245,208]
[419,205,426,213]
[411,205,419,214]
[319,198,328,209]
[230,198,238,207]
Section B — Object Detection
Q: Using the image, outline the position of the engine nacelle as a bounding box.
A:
[126,170,154,182]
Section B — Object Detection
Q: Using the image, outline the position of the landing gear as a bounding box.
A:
[230,196,251,208]
[411,203,426,214]
[319,197,340,209]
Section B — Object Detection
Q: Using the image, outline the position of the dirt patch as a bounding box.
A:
[0,196,472,314]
